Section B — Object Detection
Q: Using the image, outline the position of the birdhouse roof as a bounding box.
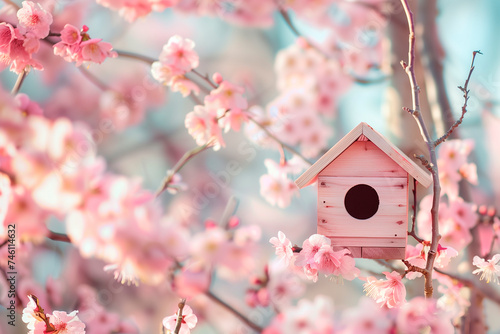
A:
[295,122,433,188]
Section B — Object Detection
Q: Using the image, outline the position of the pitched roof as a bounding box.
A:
[295,122,433,188]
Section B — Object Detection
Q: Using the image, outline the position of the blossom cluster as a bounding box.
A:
[1,1,117,74]
[53,24,117,66]
[270,232,360,283]
[0,2,52,73]
[263,295,454,334]
[22,294,86,334]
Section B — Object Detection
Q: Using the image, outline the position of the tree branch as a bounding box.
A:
[204,290,263,333]
[173,299,186,334]
[47,231,72,243]
[434,51,481,147]
[156,142,213,197]
[400,0,441,298]
[11,69,28,95]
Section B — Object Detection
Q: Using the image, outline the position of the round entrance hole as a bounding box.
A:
[344,184,379,220]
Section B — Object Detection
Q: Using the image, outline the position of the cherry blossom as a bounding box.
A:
[396,297,454,334]
[259,159,298,208]
[363,271,406,308]
[0,173,10,225]
[472,254,500,284]
[151,35,199,85]
[163,304,198,334]
[53,24,117,66]
[269,231,293,265]
[295,234,331,267]
[17,1,53,39]
[49,311,86,334]
[184,104,224,150]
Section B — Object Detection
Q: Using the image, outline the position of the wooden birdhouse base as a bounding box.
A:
[332,245,406,259]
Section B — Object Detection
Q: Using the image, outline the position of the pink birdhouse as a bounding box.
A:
[295,122,432,259]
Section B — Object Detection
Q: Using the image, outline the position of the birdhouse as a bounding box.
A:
[295,122,432,259]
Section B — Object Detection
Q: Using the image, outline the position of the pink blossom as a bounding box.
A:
[259,159,298,208]
[472,254,500,284]
[171,75,200,97]
[269,231,293,265]
[53,25,117,66]
[17,1,53,39]
[434,244,458,268]
[404,244,426,280]
[49,311,86,334]
[396,297,454,334]
[159,35,199,72]
[22,295,42,332]
[163,305,198,334]
[0,23,15,53]
[205,80,248,113]
[60,24,81,45]
[340,297,392,334]
[295,234,331,267]
[363,271,406,308]
[173,267,211,299]
[79,39,117,65]
[184,105,224,150]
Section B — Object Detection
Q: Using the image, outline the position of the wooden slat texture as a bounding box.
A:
[332,246,362,258]
[317,176,408,238]
[295,124,363,188]
[361,123,432,187]
[322,236,407,247]
[295,122,432,189]
[319,142,406,177]
[362,247,406,259]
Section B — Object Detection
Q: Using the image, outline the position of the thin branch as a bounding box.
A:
[434,51,481,147]
[114,50,156,65]
[248,117,312,165]
[402,259,427,277]
[400,0,441,298]
[191,69,218,89]
[204,290,263,333]
[2,0,19,10]
[156,142,213,197]
[173,299,187,334]
[374,259,401,273]
[78,67,110,91]
[11,69,28,95]
[47,231,72,243]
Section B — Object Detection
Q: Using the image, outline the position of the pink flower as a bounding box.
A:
[184,105,224,150]
[404,244,426,280]
[363,271,406,308]
[159,35,199,73]
[472,254,500,284]
[22,295,43,332]
[60,24,81,45]
[269,231,293,265]
[162,305,198,334]
[259,159,298,208]
[49,311,86,334]
[0,23,15,53]
[79,38,117,64]
[396,297,454,334]
[295,234,331,267]
[17,1,53,39]
[205,80,248,113]
[434,244,458,268]
[170,75,200,97]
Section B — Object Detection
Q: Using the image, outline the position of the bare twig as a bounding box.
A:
[400,0,441,298]
[173,299,187,334]
[402,259,427,277]
[191,69,218,89]
[434,51,482,147]
[156,142,213,197]
[78,67,110,91]
[47,231,72,243]
[11,69,28,95]
[115,50,156,65]
[204,290,263,333]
